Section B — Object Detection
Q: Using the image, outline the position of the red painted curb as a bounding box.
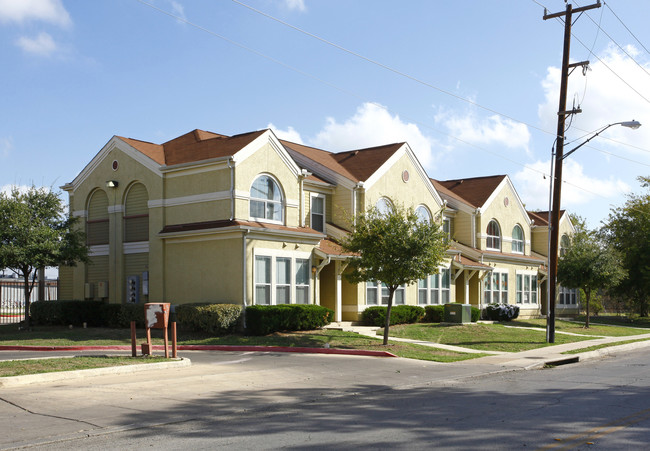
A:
[0,345,397,358]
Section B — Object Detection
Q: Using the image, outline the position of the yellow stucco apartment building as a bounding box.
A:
[59,128,577,321]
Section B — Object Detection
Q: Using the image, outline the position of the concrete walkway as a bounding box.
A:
[324,321,650,369]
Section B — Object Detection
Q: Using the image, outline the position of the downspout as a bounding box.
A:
[228,157,235,221]
[242,228,250,313]
[352,182,364,226]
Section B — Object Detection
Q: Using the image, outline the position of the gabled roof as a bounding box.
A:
[433,175,507,209]
[281,140,404,183]
[527,210,569,227]
[118,129,266,167]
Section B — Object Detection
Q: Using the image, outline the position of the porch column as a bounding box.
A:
[334,260,349,323]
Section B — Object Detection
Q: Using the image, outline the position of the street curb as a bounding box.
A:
[0,344,397,358]
[0,357,191,388]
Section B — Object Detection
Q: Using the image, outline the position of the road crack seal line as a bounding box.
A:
[0,396,102,428]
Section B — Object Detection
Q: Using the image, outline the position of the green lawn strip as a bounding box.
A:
[507,318,648,337]
[573,315,650,329]
[561,337,650,355]
[0,325,483,363]
[0,356,168,377]
[384,323,595,352]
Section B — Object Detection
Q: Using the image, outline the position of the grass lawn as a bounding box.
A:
[574,315,650,329]
[507,318,650,337]
[0,355,168,377]
[0,325,486,364]
[561,337,650,355]
[384,323,596,352]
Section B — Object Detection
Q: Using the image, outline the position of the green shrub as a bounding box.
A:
[423,305,445,323]
[245,304,334,336]
[99,303,146,328]
[471,306,481,322]
[361,305,425,327]
[175,303,243,335]
[31,300,104,326]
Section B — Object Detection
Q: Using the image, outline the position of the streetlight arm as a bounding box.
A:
[562,120,642,160]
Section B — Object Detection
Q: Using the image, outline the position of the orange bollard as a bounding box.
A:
[130,321,137,357]
[171,322,177,358]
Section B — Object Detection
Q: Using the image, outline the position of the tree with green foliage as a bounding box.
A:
[603,176,650,317]
[557,217,626,327]
[0,187,88,329]
[341,204,449,345]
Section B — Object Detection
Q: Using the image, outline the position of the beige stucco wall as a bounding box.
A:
[477,183,531,255]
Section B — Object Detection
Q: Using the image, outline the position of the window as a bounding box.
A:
[418,268,451,305]
[124,183,149,242]
[367,281,405,305]
[512,225,524,254]
[255,256,272,305]
[86,190,109,246]
[310,194,325,232]
[560,234,570,256]
[484,271,508,304]
[415,205,431,223]
[376,197,393,216]
[250,175,283,223]
[295,259,310,304]
[443,217,452,239]
[276,257,291,304]
[559,286,578,305]
[254,254,311,305]
[516,273,537,304]
[486,220,501,251]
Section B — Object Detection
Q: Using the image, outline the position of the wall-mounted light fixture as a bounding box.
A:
[106,180,119,188]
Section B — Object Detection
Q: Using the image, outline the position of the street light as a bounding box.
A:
[547,120,641,343]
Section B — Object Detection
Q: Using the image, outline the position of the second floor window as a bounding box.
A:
[486,220,501,251]
[250,175,283,223]
[310,194,325,232]
[512,225,524,254]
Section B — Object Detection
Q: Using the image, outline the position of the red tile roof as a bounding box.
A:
[282,139,403,182]
[434,175,507,208]
[118,129,266,166]
[160,218,323,236]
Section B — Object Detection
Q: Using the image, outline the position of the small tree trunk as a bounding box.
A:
[382,287,396,346]
[23,272,31,330]
[585,289,591,328]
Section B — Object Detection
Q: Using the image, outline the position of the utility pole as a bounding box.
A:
[543,1,601,343]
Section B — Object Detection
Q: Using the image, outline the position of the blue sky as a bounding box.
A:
[2,0,650,230]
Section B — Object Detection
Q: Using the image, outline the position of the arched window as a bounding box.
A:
[124,183,149,242]
[486,220,501,251]
[250,175,283,222]
[376,197,393,216]
[86,190,109,246]
[415,205,431,223]
[512,225,524,254]
[560,234,570,256]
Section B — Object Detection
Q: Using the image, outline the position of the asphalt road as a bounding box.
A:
[2,347,650,450]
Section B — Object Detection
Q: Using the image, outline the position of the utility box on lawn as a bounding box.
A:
[444,303,472,324]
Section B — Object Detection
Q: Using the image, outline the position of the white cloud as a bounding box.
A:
[0,0,71,27]
[169,1,186,22]
[310,103,436,167]
[538,44,650,156]
[513,159,630,211]
[16,32,57,56]
[0,137,12,158]
[268,123,304,144]
[435,108,531,154]
[283,0,306,12]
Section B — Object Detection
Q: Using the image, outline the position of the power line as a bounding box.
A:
[135,0,648,209]
[605,1,650,57]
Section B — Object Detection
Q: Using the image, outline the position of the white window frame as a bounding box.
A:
[366,281,405,306]
[249,174,284,224]
[253,250,311,305]
[559,286,578,305]
[484,270,508,304]
[418,267,451,305]
[512,225,524,254]
[415,205,432,223]
[310,193,326,233]
[515,272,537,304]
[486,220,501,251]
[376,197,393,216]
